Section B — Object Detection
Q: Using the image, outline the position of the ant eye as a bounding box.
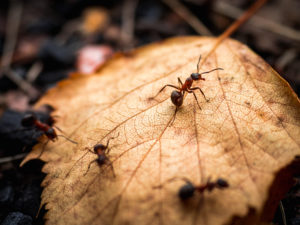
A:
[191,73,200,80]
[216,178,229,188]
[179,183,195,200]
[21,114,36,127]
[171,91,183,107]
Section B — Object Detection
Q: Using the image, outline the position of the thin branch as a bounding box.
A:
[199,0,269,66]
[121,0,139,49]
[0,153,27,164]
[5,69,39,98]
[0,0,23,78]
[213,1,300,42]
[279,201,287,225]
[26,61,43,83]
[162,0,212,36]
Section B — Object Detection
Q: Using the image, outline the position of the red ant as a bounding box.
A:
[179,178,229,200]
[21,112,77,144]
[150,55,223,122]
[84,133,119,177]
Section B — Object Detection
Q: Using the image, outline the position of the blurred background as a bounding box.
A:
[0,0,299,224]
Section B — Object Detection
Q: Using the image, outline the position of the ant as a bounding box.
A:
[179,178,229,200]
[150,55,223,121]
[84,133,119,177]
[21,112,77,144]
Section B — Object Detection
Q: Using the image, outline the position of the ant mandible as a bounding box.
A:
[21,112,77,144]
[84,133,119,177]
[179,178,229,200]
[150,55,223,115]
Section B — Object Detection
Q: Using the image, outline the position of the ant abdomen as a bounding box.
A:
[171,91,183,107]
[21,114,37,127]
[216,178,229,188]
[178,182,195,200]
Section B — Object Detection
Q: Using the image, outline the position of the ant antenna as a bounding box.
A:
[106,132,120,147]
[200,67,223,75]
[196,54,223,75]
[57,135,78,144]
[196,55,202,73]
[153,176,191,189]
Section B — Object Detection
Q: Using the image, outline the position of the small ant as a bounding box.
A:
[179,178,229,200]
[21,112,77,144]
[150,55,223,121]
[84,133,119,177]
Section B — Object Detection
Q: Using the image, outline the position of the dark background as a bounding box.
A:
[0,0,299,224]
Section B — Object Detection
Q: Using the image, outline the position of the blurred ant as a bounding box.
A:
[153,177,229,200]
[150,55,223,123]
[179,178,229,200]
[84,133,119,177]
[21,112,77,144]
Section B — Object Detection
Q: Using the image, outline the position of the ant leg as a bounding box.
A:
[57,135,78,144]
[153,176,192,189]
[106,147,112,155]
[150,84,180,99]
[87,148,94,154]
[81,147,93,154]
[189,87,209,102]
[169,107,178,126]
[197,55,202,73]
[177,77,183,87]
[84,159,97,176]
[105,132,120,149]
[106,158,116,177]
[187,90,202,110]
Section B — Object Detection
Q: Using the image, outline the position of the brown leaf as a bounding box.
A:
[22,37,300,225]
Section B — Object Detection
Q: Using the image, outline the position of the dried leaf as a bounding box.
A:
[22,37,300,225]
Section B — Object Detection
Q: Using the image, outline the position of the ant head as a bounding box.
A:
[21,113,37,127]
[191,73,200,80]
[171,91,183,107]
[94,144,106,153]
[216,178,229,188]
[191,73,205,81]
[45,127,57,140]
[178,182,195,200]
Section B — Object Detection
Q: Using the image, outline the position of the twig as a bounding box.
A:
[213,1,300,42]
[162,0,212,36]
[199,0,269,66]
[276,48,298,70]
[5,69,39,98]
[121,0,139,49]
[0,153,27,164]
[279,201,287,225]
[0,0,23,78]
[26,61,43,83]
